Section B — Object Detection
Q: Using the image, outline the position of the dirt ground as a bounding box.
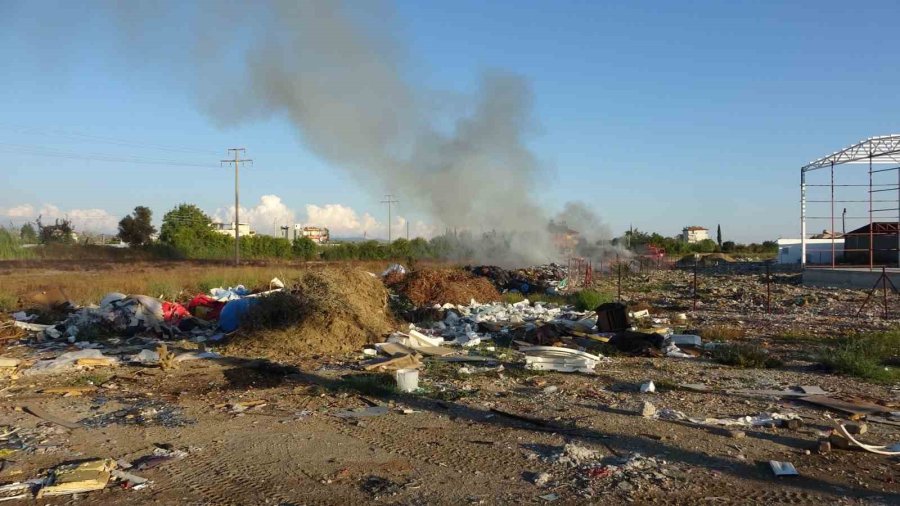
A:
[1,261,898,504]
[1,352,898,505]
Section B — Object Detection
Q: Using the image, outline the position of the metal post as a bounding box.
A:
[800,170,807,267]
[221,148,251,266]
[830,161,835,268]
[692,262,698,312]
[869,155,873,269]
[616,254,621,302]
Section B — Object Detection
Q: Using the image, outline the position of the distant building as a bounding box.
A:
[294,225,330,244]
[777,238,844,265]
[682,226,709,244]
[843,222,899,265]
[810,229,843,239]
[211,222,255,237]
[548,221,579,252]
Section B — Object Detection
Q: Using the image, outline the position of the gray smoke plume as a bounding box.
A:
[102,1,616,265]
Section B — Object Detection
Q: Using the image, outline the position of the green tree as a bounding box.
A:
[19,223,37,244]
[36,216,74,244]
[292,236,318,260]
[158,204,231,258]
[722,241,736,253]
[716,224,722,249]
[117,206,157,247]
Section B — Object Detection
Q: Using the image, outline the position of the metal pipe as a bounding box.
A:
[869,155,873,269]
[831,161,835,268]
[801,170,807,267]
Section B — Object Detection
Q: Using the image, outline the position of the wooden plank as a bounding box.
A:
[23,405,81,429]
[798,395,889,416]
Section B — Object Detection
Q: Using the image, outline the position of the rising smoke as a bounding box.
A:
[109,1,619,265]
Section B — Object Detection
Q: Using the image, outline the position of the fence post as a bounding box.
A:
[693,262,698,312]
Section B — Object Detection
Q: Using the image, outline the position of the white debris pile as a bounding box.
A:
[550,444,602,467]
[400,298,593,348]
[657,409,801,427]
[522,346,603,373]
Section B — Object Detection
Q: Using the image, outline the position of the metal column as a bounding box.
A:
[800,170,807,266]
[869,155,873,269]
[830,161,835,267]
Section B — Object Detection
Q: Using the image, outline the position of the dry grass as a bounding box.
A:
[698,324,746,341]
[0,259,435,308]
[395,268,501,306]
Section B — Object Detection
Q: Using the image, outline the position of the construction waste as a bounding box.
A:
[468,263,570,294]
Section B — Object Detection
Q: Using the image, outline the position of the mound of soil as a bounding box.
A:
[224,267,395,358]
[395,268,501,307]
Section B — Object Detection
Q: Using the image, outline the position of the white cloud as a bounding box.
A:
[210,195,437,240]
[1,203,119,233]
[213,194,296,235]
[304,203,379,238]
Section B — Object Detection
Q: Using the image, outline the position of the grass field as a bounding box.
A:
[0,259,416,310]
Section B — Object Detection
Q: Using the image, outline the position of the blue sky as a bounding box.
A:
[2,1,898,242]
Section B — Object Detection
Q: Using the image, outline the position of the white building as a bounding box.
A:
[293,225,330,244]
[777,238,844,265]
[682,226,709,243]
[211,222,255,237]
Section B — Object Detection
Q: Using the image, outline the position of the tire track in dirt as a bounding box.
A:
[325,414,532,475]
[155,434,315,505]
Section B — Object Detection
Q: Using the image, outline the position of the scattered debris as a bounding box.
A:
[37,458,116,497]
[638,401,657,418]
[334,406,390,419]
[640,381,656,393]
[834,422,900,456]
[522,346,601,374]
[769,461,798,477]
[22,405,81,429]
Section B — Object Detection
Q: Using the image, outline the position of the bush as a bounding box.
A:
[711,343,782,368]
[0,227,34,260]
[819,330,900,382]
[568,289,615,311]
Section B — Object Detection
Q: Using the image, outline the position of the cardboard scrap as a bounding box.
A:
[75,358,118,367]
[0,358,21,368]
[41,386,97,397]
[38,458,116,497]
[363,354,422,372]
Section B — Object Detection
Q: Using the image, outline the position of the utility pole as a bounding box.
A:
[380,194,399,243]
[221,148,252,266]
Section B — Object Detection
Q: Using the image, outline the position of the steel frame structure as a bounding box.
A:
[800,135,900,268]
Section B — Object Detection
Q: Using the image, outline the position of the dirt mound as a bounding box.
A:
[224,267,395,358]
[395,268,501,306]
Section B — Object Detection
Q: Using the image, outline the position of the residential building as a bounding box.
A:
[681,226,709,243]
[294,225,330,244]
[211,222,255,237]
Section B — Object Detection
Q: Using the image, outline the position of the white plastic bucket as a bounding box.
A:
[395,368,419,393]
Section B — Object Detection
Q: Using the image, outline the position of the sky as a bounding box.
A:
[1,0,899,242]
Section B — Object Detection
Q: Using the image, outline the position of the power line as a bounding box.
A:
[0,142,218,168]
[0,124,219,156]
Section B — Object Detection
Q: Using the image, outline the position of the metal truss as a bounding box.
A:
[802,134,900,172]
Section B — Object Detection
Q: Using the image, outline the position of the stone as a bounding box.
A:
[638,401,657,418]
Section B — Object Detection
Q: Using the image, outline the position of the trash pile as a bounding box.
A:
[390,268,501,306]
[224,267,395,357]
[468,263,570,294]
